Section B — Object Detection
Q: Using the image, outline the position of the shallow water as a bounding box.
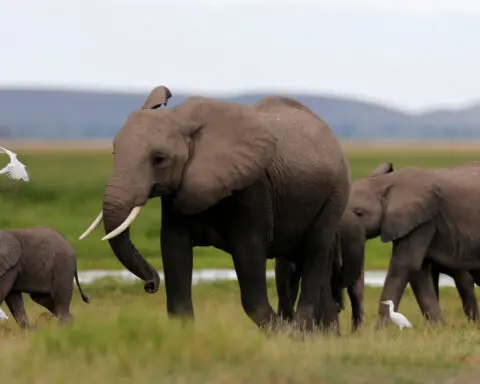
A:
[76,269,458,287]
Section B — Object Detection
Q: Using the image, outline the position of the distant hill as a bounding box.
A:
[0,88,479,139]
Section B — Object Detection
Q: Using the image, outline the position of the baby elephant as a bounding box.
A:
[0,226,90,328]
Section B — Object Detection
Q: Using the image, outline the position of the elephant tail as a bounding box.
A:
[74,269,90,304]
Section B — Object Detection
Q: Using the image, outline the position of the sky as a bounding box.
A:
[1,0,480,111]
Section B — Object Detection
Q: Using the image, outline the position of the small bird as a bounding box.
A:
[0,307,8,321]
[381,300,413,330]
[0,146,30,182]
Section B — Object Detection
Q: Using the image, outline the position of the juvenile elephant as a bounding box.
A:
[0,226,90,328]
[79,86,350,331]
[276,209,366,332]
[347,161,480,326]
[276,163,480,331]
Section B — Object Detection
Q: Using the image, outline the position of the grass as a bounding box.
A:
[0,143,479,271]
[1,279,480,383]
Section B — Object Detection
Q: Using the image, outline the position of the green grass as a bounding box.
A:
[1,146,478,271]
[1,280,480,383]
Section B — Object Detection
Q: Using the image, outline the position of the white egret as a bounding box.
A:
[0,307,8,321]
[0,146,30,182]
[381,300,413,330]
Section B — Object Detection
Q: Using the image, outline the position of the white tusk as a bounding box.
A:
[79,211,103,240]
[101,206,141,241]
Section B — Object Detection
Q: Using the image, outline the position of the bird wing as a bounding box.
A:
[398,313,413,328]
[6,165,29,181]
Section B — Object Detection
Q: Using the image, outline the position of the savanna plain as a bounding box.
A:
[2,141,480,383]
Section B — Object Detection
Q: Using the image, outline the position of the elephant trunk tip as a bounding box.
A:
[144,278,159,294]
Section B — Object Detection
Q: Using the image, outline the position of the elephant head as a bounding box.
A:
[348,162,439,243]
[79,86,278,294]
[347,162,394,239]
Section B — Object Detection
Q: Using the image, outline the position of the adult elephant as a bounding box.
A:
[347,161,480,327]
[79,86,350,331]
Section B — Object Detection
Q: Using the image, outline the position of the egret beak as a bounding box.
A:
[381,301,388,304]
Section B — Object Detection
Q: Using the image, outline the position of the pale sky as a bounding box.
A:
[1,0,480,111]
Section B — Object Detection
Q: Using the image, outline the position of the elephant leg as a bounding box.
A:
[452,271,479,323]
[430,263,440,300]
[294,202,341,332]
[0,268,18,314]
[275,258,297,321]
[230,232,276,328]
[5,292,29,328]
[377,224,436,328]
[30,293,55,313]
[161,202,194,319]
[409,261,444,323]
[348,269,365,332]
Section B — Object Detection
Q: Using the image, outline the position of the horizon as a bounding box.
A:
[1,85,478,114]
[2,1,480,112]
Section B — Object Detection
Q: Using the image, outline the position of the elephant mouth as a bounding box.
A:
[148,184,174,198]
[79,185,174,241]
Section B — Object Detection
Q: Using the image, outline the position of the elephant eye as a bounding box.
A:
[152,154,168,166]
[353,208,364,217]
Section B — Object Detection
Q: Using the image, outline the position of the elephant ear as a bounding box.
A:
[369,162,393,177]
[142,86,172,109]
[173,99,278,215]
[0,234,20,277]
[380,178,439,243]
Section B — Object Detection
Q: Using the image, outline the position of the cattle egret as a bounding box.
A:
[381,300,413,330]
[0,307,8,321]
[0,146,30,182]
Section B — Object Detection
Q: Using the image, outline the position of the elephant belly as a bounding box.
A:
[14,258,54,294]
[428,240,480,270]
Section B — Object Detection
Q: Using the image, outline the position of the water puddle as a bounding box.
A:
[77,269,458,287]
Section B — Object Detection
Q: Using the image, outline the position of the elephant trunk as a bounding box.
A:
[102,185,160,294]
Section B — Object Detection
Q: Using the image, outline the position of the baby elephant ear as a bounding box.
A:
[380,178,438,243]
[369,162,393,177]
[173,99,278,215]
[142,86,172,109]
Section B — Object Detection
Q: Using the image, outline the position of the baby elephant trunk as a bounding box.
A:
[74,269,90,304]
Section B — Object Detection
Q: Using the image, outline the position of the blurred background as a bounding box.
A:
[0,0,479,271]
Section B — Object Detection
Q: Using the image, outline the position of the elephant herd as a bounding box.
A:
[77,84,480,333]
[2,85,480,334]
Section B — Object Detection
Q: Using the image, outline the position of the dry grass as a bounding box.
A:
[1,280,480,383]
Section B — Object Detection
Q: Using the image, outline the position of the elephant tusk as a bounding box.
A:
[101,206,141,241]
[79,210,103,240]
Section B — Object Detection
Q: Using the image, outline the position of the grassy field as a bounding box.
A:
[0,140,479,271]
[2,141,480,383]
[1,280,480,383]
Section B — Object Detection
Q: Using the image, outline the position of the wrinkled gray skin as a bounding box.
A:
[347,161,480,327]
[276,209,366,332]
[82,86,350,331]
[0,227,90,328]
